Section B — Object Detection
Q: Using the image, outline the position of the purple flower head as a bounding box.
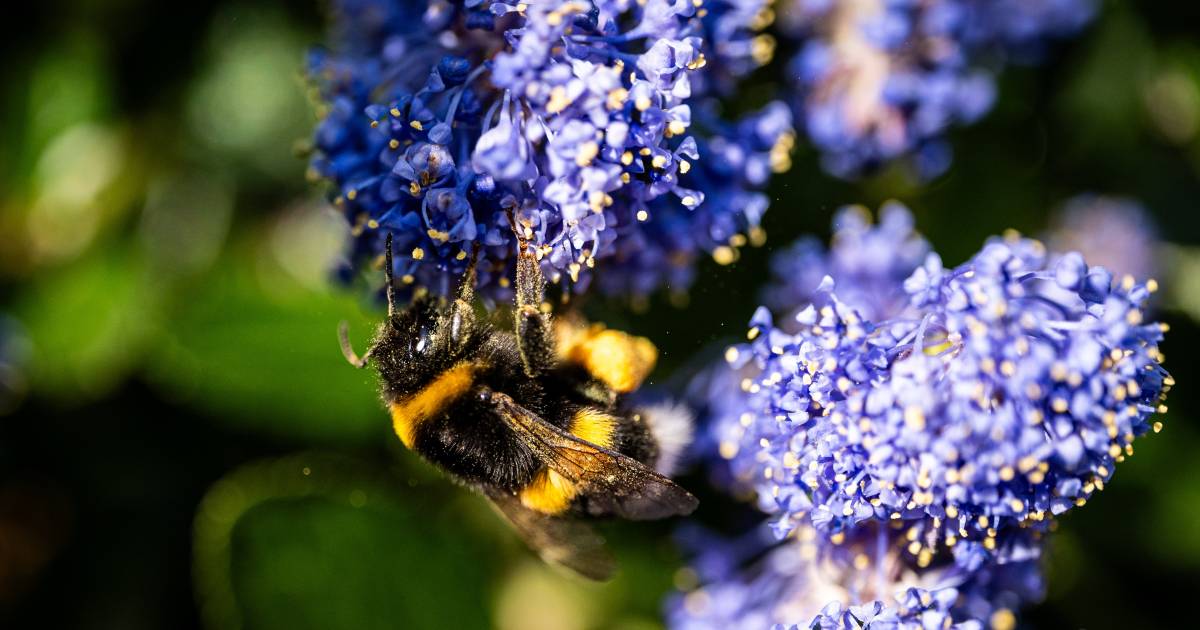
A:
[1045,195,1159,283]
[667,522,1043,629]
[696,203,926,492]
[595,101,795,298]
[696,207,1171,573]
[704,224,1172,566]
[309,0,794,301]
[781,0,1095,178]
[765,202,931,322]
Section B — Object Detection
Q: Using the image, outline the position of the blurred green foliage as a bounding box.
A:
[1,0,1199,628]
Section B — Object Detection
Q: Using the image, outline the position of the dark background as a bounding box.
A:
[1,0,1198,628]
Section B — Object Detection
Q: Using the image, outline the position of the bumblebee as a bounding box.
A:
[339,224,697,580]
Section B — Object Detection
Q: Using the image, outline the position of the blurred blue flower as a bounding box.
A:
[667,522,1042,629]
[702,217,1171,567]
[308,0,794,301]
[781,0,1095,178]
[1046,195,1159,283]
[764,202,930,322]
[0,316,30,414]
[695,0,778,95]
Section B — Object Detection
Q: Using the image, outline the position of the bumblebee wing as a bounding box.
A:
[488,391,698,521]
[483,487,616,581]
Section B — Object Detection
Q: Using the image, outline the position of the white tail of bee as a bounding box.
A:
[638,401,694,477]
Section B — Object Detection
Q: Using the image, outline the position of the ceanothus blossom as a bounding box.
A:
[780,0,1095,178]
[308,0,795,301]
[764,202,930,323]
[1045,195,1159,283]
[719,229,1170,564]
[668,522,1042,629]
[695,204,927,492]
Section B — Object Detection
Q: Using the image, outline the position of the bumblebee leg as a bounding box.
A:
[508,214,555,377]
[449,243,480,343]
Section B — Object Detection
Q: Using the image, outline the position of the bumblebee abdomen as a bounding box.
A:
[413,394,544,489]
[518,407,622,515]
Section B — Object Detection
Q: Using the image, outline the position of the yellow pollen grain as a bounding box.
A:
[990,609,1016,630]
[607,88,628,110]
[713,246,736,265]
[904,406,926,431]
[546,86,572,114]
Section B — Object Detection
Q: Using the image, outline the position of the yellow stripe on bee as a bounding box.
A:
[518,409,617,515]
[556,322,658,393]
[389,362,475,448]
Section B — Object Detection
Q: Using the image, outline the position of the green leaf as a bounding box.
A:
[147,257,385,445]
[195,453,496,630]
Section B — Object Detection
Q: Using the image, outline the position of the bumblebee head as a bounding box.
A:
[370,294,458,396]
[337,233,478,396]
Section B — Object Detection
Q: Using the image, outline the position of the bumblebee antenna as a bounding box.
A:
[338,321,372,368]
[384,232,396,318]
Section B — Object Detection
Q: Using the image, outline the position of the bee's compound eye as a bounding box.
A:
[476,388,493,403]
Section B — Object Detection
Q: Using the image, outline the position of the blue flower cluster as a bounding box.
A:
[764,202,930,322]
[1046,195,1159,283]
[696,203,928,491]
[674,204,1171,627]
[669,522,1043,628]
[781,0,1096,178]
[308,0,794,301]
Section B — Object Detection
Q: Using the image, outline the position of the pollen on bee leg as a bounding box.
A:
[519,469,577,515]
